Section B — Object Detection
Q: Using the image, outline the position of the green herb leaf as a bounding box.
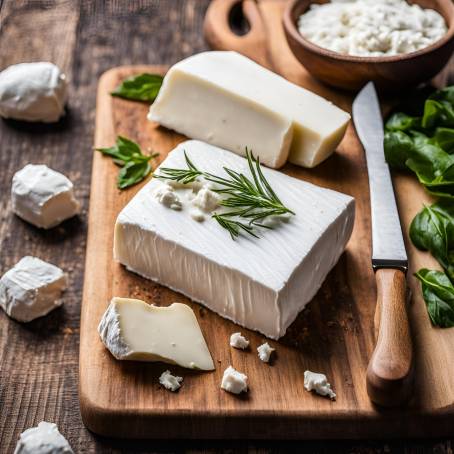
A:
[96,136,158,189]
[410,202,454,280]
[385,112,421,132]
[384,131,415,170]
[415,269,454,327]
[111,73,163,102]
[118,160,152,189]
[434,127,454,154]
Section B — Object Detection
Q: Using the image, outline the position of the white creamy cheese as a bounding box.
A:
[159,370,183,392]
[298,0,447,57]
[14,421,73,454]
[304,370,336,400]
[221,366,248,394]
[153,183,182,210]
[148,51,350,168]
[230,332,249,350]
[12,164,80,229]
[0,256,67,322]
[98,297,214,370]
[114,141,355,339]
[257,342,275,363]
[0,62,67,122]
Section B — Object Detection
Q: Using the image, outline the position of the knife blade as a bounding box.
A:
[352,82,413,407]
[352,82,407,271]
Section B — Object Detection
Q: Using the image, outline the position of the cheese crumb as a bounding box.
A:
[153,184,182,210]
[192,187,219,212]
[14,421,73,454]
[257,342,275,363]
[159,370,183,392]
[221,366,248,394]
[304,370,336,400]
[230,332,250,350]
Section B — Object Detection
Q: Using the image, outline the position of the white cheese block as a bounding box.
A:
[221,366,248,394]
[114,140,355,339]
[304,370,336,400]
[159,370,183,392]
[0,62,67,123]
[257,342,275,363]
[148,51,350,168]
[14,421,73,454]
[0,256,67,322]
[98,297,214,370]
[12,164,80,229]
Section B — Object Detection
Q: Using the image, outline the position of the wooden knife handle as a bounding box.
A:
[366,268,414,407]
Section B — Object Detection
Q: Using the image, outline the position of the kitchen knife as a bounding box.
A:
[352,82,414,407]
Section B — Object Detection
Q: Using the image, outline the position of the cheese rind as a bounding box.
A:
[148,51,350,168]
[98,298,214,370]
[14,421,73,454]
[0,256,67,322]
[114,141,355,339]
[12,164,80,229]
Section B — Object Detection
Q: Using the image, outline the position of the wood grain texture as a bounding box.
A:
[80,63,453,439]
[1,0,454,451]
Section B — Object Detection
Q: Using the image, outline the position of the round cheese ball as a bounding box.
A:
[0,62,67,122]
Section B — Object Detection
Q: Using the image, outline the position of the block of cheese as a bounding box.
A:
[12,164,80,229]
[0,256,67,322]
[98,298,214,370]
[148,51,350,168]
[114,140,355,339]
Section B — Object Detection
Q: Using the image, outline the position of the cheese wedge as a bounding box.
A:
[114,140,355,339]
[148,51,350,168]
[98,298,214,370]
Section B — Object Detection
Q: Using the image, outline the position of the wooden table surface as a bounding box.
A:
[0,1,453,452]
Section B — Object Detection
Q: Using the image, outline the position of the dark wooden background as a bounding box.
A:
[0,0,453,452]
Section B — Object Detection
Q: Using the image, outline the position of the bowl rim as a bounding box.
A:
[283,0,454,64]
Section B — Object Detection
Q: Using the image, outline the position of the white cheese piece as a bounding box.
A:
[192,187,219,212]
[153,183,182,210]
[159,370,183,392]
[0,256,67,322]
[230,332,249,350]
[114,141,355,339]
[12,164,80,229]
[148,51,350,168]
[0,62,67,122]
[14,421,73,454]
[98,297,214,370]
[221,366,248,394]
[304,370,336,400]
[257,342,275,363]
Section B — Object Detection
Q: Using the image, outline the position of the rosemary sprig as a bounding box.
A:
[156,149,295,239]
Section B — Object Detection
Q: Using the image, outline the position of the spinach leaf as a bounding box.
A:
[111,73,163,102]
[383,131,414,170]
[410,203,454,280]
[415,269,454,328]
[434,127,454,153]
[385,112,421,132]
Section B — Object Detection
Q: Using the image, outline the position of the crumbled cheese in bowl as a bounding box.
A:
[298,0,447,57]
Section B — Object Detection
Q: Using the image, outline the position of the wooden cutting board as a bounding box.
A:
[79,4,454,438]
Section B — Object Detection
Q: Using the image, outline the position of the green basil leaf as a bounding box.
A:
[410,203,454,280]
[384,130,415,170]
[117,160,152,189]
[415,269,454,327]
[385,112,421,132]
[111,73,163,102]
[96,135,144,164]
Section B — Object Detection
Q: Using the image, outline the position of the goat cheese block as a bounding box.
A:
[148,51,350,168]
[14,421,73,454]
[0,62,67,123]
[304,370,336,400]
[159,370,183,392]
[114,140,355,339]
[221,366,248,394]
[98,297,214,370]
[12,164,80,229]
[0,256,67,322]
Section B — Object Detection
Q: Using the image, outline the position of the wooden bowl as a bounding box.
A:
[283,0,454,91]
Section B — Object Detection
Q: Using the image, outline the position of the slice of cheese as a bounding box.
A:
[98,297,214,370]
[114,140,355,339]
[148,51,350,168]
